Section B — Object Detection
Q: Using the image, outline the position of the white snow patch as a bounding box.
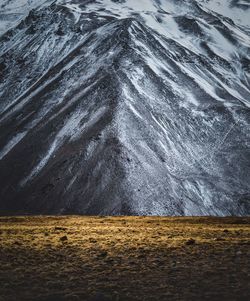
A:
[0,132,27,160]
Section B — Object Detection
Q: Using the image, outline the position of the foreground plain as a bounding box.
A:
[0,216,249,301]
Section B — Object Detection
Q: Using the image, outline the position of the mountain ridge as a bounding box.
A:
[0,0,249,215]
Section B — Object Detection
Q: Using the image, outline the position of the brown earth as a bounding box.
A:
[0,216,249,301]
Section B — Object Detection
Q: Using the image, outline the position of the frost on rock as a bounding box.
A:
[0,0,249,215]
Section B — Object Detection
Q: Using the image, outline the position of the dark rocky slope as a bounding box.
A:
[0,0,249,215]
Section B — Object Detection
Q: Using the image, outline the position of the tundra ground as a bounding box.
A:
[0,216,249,301]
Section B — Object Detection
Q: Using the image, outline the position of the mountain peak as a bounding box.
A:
[0,0,249,215]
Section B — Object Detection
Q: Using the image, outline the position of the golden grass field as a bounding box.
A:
[0,216,249,301]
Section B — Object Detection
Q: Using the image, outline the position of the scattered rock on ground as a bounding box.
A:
[186,238,196,245]
[60,235,68,242]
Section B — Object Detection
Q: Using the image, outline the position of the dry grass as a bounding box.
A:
[0,216,249,301]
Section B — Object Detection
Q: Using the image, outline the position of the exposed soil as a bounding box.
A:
[0,216,249,301]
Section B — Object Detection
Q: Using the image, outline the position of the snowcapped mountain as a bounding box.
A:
[0,0,249,215]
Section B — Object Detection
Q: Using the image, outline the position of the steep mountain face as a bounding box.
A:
[0,0,249,215]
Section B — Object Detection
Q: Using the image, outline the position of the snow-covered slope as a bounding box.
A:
[0,0,249,215]
[0,0,51,35]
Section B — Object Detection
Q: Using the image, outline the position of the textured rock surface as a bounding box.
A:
[0,0,250,215]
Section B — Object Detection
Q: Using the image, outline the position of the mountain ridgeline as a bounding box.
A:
[0,0,249,215]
